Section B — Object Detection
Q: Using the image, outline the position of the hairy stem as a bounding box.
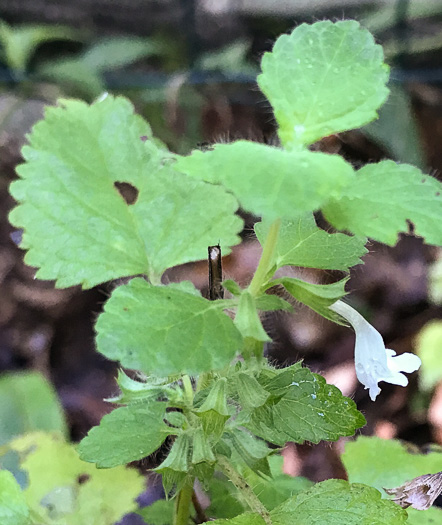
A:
[248,218,281,297]
[217,455,272,525]
[174,480,194,525]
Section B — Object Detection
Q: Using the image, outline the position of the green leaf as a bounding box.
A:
[255,293,294,313]
[156,433,190,475]
[9,95,242,288]
[0,371,67,445]
[242,455,314,511]
[270,479,407,524]
[137,500,174,525]
[196,378,230,417]
[107,369,180,405]
[224,429,271,477]
[196,39,257,75]
[0,20,81,73]
[38,58,105,98]
[416,321,442,391]
[82,36,159,71]
[191,427,216,465]
[78,402,171,468]
[234,291,270,342]
[271,276,348,322]
[223,279,242,296]
[233,373,270,409]
[9,432,144,524]
[244,364,365,445]
[206,477,245,519]
[209,513,266,525]
[195,379,231,438]
[258,20,389,148]
[323,161,442,246]
[175,141,354,220]
[362,83,425,169]
[342,436,442,499]
[406,507,442,525]
[96,278,242,376]
[0,470,30,525]
[255,214,367,271]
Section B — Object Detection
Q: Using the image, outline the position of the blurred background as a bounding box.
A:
[0,0,442,518]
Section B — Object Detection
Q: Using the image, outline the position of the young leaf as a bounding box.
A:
[234,291,270,342]
[96,278,242,376]
[195,378,231,438]
[107,369,180,405]
[78,402,171,468]
[258,20,389,148]
[323,161,442,246]
[0,470,29,525]
[175,141,354,220]
[9,95,242,288]
[270,479,407,524]
[9,432,144,524]
[255,294,294,313]
[244,364,365,445]
[233,373,270,409]
[224,429,271,477]
[270,276,348,322]
[255,214,367,272]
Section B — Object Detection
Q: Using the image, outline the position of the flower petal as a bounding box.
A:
[330,301,421,401]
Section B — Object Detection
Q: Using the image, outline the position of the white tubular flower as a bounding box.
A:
[330,300,421,401]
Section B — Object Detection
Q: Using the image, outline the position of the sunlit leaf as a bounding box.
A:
[96,278,242,376]
[258,20,389,147]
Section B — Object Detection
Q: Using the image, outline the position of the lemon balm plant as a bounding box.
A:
[6,20,442,525]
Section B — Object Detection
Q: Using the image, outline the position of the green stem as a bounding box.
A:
[174,480,194,525]
[248,218,281,298]
[217,455,272,525]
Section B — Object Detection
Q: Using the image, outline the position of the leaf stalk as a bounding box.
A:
[248,218,281,297]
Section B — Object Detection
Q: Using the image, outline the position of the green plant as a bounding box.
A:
[5,20,442,525]
[0,19,82,76]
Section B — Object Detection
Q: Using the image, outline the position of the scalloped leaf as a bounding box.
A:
[174,141,354,220]
[323,161,442,246]
[78,402,171,468]
[9,95,241,288]
[258,20,389,147]
[243,364,365,445]
[271,479,407,525]
[255,214,367,271]
[96,278,242,376]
